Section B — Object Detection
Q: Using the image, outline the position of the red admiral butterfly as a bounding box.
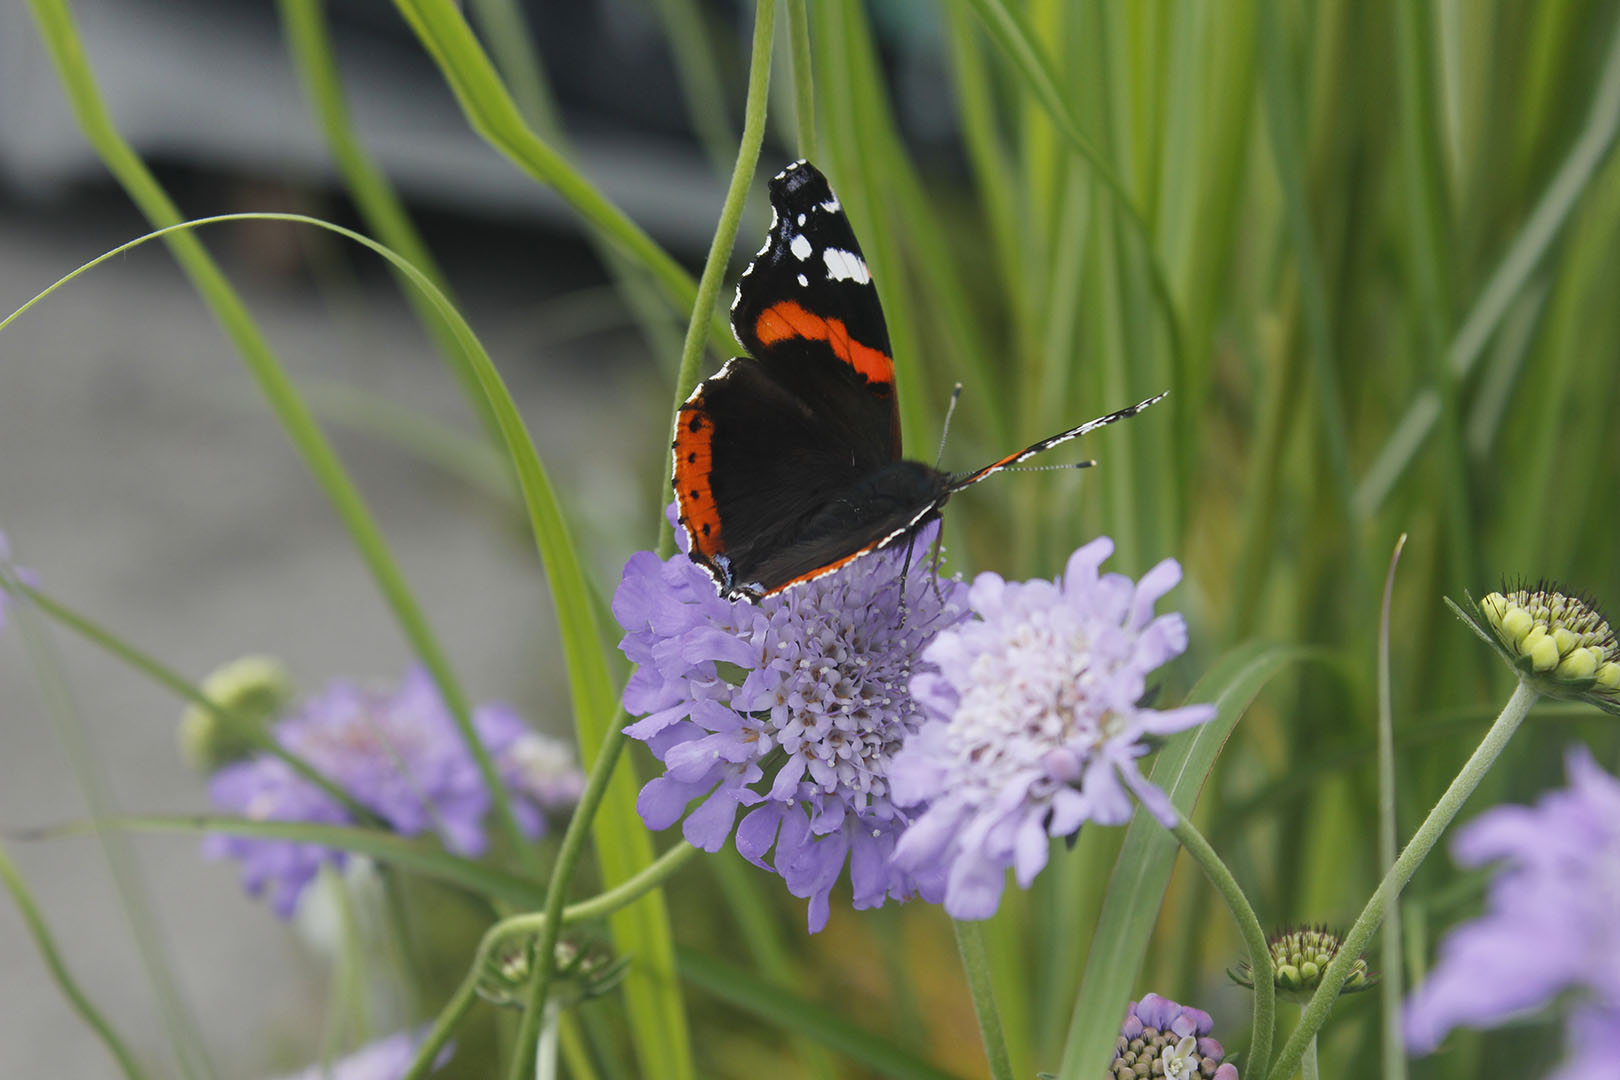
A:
[673,160,1164,603]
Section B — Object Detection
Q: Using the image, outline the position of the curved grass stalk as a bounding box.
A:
[23,0,533,867]
[8,580,378,825]
[0,841,151,1080]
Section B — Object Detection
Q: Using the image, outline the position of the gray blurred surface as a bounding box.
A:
[0,0,723,252]
[0,189,666,1077]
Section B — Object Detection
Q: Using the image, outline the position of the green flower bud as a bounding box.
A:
[1450,583,1620,714]
[477,929,631,1010]
[1229,925,1378,1005]
[178,655,293,772]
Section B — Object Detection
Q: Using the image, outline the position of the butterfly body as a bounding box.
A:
[673,160,1162,603]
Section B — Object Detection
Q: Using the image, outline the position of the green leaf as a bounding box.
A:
[1057,642,1316,1080]
[39,815,547,908]
[678,947,968,1080]
[0,840,150,1080]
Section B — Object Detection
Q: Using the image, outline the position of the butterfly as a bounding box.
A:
[672,160,1163,603]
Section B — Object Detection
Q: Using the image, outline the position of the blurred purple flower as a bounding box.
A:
[269,1028,448,1080]
[889,537,1213,919]
[613,517,966,932]
[1405,745,1620,1078]
[1112,993,1239,1080]
[206,666,582,916]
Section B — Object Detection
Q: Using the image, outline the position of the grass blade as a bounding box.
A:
[678,947,969,1080]
[24,0,533,865]
[1355,11,1620,515]
[0,841,151,1080]
[38,815,548,907]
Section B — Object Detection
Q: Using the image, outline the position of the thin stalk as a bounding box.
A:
[8,591,215,1080]
[661,0,778,555]
[10,581,376,825]
[1301,1032,1320,1080]
[508,720,632,1080]
[24,0,533,866]
[401,959,481,1080]
[1170,815,1274,1080]
[1376,536,1409,1080]
[1267,680,1540,1080]
[535,1003,562,1080]
[786,0,816,160]
[0,841,150,1080]
[952,919,1015,1080]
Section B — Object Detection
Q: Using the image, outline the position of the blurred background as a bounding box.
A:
[4,1,1620,1077]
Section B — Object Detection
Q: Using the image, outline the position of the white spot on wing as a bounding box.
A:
[797,213,806,226]
[789,234,813,261]
[797,273,808,286]
[822,247,870,284]
[820,197,840,213]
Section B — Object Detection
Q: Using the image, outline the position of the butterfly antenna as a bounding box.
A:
[997,460,1097,473]
[946,391,1167,492]
[935,383,964,469]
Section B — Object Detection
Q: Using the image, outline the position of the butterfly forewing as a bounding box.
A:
[675,161,907,599]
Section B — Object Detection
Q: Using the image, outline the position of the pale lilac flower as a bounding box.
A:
[268,1029,448,1080]
[890,537,1213,919]
[1111,994,1239,1080]
[206,667,582,916]
[1405,745,1620,1078]
[614,517,966,932]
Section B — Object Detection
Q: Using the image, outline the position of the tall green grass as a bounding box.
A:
[7,0,1620,1078]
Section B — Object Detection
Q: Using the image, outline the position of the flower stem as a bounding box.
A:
[401,958,481,1080]
[1301,1031,1320,1080]
[952,919,1015,1080]
[1266,679,1539,1080]
[659,0,779,557]
[1169,814,1274,1080]
[786,0,816,160]
[508,720,631,1079]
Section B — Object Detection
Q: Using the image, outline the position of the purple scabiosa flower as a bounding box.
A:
[889,537,1214,919]
[206,666,580,916]
[1110,994,1239,1080]
[613,516,966,932]
[1404,745,1620,1078]
[268,1029,448,1080]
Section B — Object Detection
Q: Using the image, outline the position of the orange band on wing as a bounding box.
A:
[752,300,893,387]
[759,545,871,597]
[672,399,724,559]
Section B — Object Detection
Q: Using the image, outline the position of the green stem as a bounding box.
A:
[489,841,700,948]
[658,0,780,556]
[787,0,817,160]
[1376,536,1410,1080]
[0,841,150,1080]
[400,837,698,1080]
[24,0,533,869]
[1266,679,1540,1080]
[401,958,481,1080]
[9,581,377,825]
[1301,1030,1319,1080]
[952,919,1015,1080]
[1169,815,1274,1080]
[508,720,630,1079]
